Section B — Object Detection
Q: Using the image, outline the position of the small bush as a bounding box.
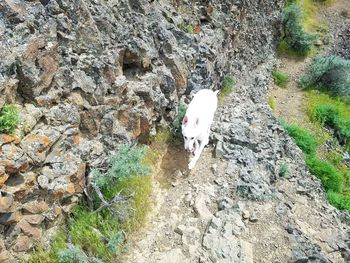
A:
[305,156,343,193]
[58,245,89,263]
[0,104,19,134]
[220,75,235,97]
[279,163,289,177]
[312,104,340,125]
[272,71,289,88]
[282,3,315,55]
[170,102,187,140]
[300,55,350,96]
[282,121,317,156]
[93,144,149,193]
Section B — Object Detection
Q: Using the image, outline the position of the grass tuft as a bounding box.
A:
[281,121,317,155]
[268,96,277,110]
[272,70,289,88]
[279,163,289,177]
[220,76,235,98]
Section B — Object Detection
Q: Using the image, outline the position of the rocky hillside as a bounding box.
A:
[1,0,349,262]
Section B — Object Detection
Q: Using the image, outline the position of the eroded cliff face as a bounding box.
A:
[0,0,284,260]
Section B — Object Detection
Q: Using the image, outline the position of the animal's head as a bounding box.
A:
[181,115,200,153]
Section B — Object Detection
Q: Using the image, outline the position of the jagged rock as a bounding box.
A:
[0,134,20,147]
[0,211,21,225]
[0,166,9,185]
[38,150,86,197]
[0,144,29,175]
[17,219,42,241]
[44,104,80,126]
[21,201,48,214]
[20,127,61,164]
[0,193,14,213]
[0,249,10,263]
[194,192,213,222]
[12,235,33,252]
[1,172,37,200]
[21,215,44,225]
[19,104,43,134]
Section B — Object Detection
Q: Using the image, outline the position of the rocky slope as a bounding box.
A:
[0,0,281,260]
[0,0,349,262]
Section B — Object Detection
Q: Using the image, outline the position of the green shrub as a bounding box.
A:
[282,121,317,155]
[300,56,350,96]
[282,3,315,55]
[312,104,340,125]
[0,104,19,134]
[327,191,350,211]
[310,103,350,145]
[272,71,289,88]
[220,75,235,97]
[279,163,289,177]
[93,144,149,193]
[305,156,342,192]
[58,245,89,263]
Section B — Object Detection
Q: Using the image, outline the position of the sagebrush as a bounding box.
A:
[300,55,350,96]
[281,3,315,55]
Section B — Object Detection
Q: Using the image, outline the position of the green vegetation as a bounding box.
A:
[28,231,67,263]
[281,121,317,155]
[307,90,350,148]
[178,22,193,33]
[0,104,19,134]
[220,75,235,97]
[282,118,350,212]
[272,70,289,88]
[300,56,350,96]
[279,163,289,177]
[170,102,187,141]
[268,96,277,110]
[57,245,89,263]
[305,156,342,192]
[281,3,316,56]
[29,144,153,262]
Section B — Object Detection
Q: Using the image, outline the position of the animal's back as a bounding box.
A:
[186,89,218,118]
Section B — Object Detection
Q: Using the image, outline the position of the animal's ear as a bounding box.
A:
[196,118,199,126]
[182,115,188,125]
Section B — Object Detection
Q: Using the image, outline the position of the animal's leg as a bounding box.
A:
[189,139,206,170]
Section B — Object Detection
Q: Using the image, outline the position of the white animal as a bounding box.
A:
[182,89,219,170]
